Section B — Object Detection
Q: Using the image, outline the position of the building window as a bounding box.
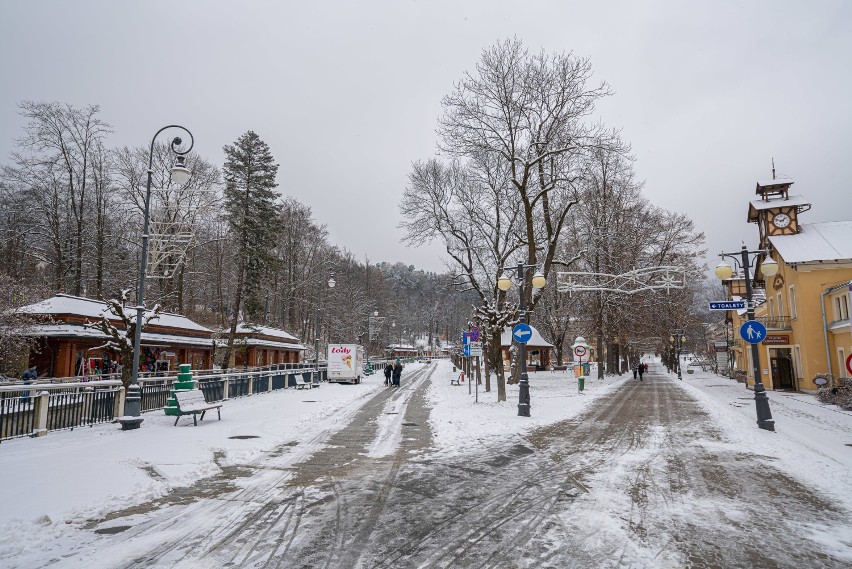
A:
[789,285,797,320]
[839,348,847,379]
[768,297,775,319]
[776,292,784,318]
[835,294,850,322]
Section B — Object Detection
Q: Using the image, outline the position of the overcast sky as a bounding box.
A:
[2,0,850,277]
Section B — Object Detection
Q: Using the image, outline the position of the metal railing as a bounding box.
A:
[755,315,792,330]
[0,380,123,442]
[0,362,346,442]
[47,387,117,432]
[1,390,36,440]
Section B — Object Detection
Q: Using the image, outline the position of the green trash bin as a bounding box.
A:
[577,376,585,392]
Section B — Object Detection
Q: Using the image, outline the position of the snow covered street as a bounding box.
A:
[1,360,851,568]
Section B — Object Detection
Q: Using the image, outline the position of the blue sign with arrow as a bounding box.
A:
[512,323,533,343]
[709,301,746,310]
[740,320,767,344]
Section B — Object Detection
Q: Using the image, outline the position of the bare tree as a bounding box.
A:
[11,102,111,295]
[402,39,619,399]
[84,289,162,389]
[0,275,50,376]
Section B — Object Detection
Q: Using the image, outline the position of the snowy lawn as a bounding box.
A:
[676,360,852,512]
[426,359,628,458]
[0,376,384,527]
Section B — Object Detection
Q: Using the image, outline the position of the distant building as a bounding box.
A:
[225,323,306,368]
[385,344,418,358]
[723,177,852,390]
[501,326,554,371]
[17,294,214,378]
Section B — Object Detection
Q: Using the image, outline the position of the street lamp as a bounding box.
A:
[498,262,546,417]
[669,330,686,380]
[715,245,778,432]
[121,126,193,431]
[314,271,336,383]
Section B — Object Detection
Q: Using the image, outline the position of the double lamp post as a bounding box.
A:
[714,245,779,432]
[498,262,546,417]
[121,125,194,431]
[669,330,686,380]
[314,271,336,384]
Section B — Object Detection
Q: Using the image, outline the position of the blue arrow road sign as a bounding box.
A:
[740,320,767,344]
[709,301,746,310]
[512,323,533,343]
[463,344,471,357]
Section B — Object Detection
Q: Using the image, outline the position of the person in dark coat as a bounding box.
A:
[632,364,638,380]
[384,362,393,386]
[392,359,403,387]
[637,362,645,381]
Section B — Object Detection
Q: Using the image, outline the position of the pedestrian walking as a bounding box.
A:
[643,362,649,373]
[637,363,644,381]
[632,364,638,380]
[384,362,393,386]
[392,359,403,387]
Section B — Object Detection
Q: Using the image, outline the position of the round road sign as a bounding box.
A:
[574,345,588,357]
[739,320,767,345]
[846,353,852,375]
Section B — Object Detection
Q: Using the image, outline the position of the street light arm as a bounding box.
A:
[148,125,195,168]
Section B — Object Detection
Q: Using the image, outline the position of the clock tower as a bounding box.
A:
[746,176,811,247]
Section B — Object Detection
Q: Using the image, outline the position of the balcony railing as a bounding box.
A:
[755,315,792,330]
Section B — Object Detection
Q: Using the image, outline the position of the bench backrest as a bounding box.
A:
[175,390,208,409]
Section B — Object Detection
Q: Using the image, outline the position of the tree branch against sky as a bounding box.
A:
[401,38,624,396]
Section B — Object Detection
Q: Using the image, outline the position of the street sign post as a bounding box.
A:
[512,323,533,344]
[709,301,746,310]
[468,341,482,357]
[740,320,767,344]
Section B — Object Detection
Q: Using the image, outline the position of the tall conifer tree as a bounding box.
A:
[221,130,280,367]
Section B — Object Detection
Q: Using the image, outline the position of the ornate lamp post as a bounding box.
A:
[121,126,193,431]
[314,271,336,383]
[669,329,686,380]
[715,245,779,431]
[498,262,546,417]
[367,310,380,359]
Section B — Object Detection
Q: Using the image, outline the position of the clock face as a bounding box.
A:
[773,213,791,228]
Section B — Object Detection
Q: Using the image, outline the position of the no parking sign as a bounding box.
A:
[571,337,590,363]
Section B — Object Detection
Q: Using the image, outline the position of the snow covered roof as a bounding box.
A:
[387,344,418,351]
[17,294,212,333]
[28,324,216,348]
[500,325,554,348]
[769,221,852,264]
[216,337,306,351]
[746,194,810,222]
[755,177,794,193]
[235,323,298,341]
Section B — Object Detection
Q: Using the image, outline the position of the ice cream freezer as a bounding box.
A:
[327,344,364,384]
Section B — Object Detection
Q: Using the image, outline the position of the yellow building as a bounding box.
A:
[723,177,852,391]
